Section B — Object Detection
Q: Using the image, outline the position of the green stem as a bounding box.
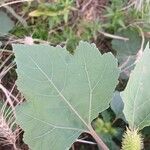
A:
[88,125,109,150]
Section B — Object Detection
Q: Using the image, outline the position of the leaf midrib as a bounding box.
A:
[28,54,89,129]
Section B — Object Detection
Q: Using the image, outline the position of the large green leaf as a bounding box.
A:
[14,42,119,150]
[122,43,150,130]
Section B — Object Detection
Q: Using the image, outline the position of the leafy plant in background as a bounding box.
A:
[103,0,150,33]
[103,0,127,31]
[9,0,102,52]
[29,0,74,23]
[13,41,150,150]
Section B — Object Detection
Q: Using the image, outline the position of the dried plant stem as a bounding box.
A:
[0,0,32,8]
[100,31,129,41]
[71,145,75,150]
[136,25,145,52]
[120,2,135,11]
[81,0,93,12]
[0,104,18,150]
[121,63,135,73]
[0,84,15,114]
[76,139,96,145]
[119,56,131,70]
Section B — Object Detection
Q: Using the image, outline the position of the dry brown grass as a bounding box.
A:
[0,43,23,150]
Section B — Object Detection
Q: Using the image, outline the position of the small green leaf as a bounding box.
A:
[14,42,119,150]
[0,41,2,47]
[0,11,14,35]
[122,43,150,130]
[111,91,125,119]
[112,28,148,80]
[112,28,142,57]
